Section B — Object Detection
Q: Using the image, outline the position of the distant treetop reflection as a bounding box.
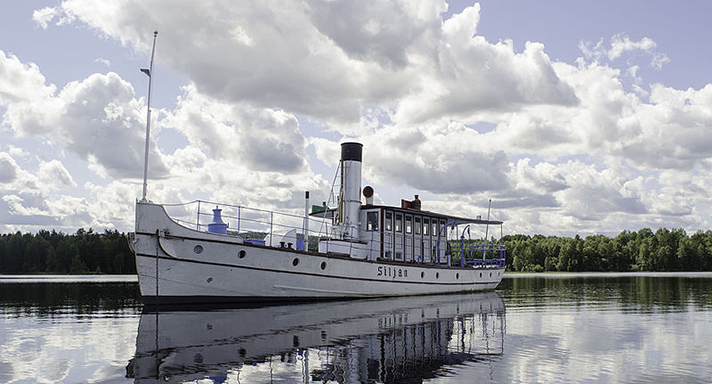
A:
[0,281,142,317]
[500,273,712,313]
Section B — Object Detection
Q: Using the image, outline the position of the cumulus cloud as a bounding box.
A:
[0,150,89,232]
[395,5,578,124]
[0,52,168,179]
[610,83,712,171]
[38,160,76,188]
[34,1,577,127]
[0,152,19,184]
[306,0,446,69]
[554,161,647,221]
[0,51,56,107]
[3,1,711,236]
[164,85,308,173]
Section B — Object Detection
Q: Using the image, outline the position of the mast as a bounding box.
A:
[483,199,491,258]
[141,30,158,202]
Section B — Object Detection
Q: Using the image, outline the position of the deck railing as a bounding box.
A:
[162,200,505,268]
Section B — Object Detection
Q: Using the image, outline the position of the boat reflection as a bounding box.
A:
[127,292,505,383]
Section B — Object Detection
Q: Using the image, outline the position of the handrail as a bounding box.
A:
[163,200,505,268]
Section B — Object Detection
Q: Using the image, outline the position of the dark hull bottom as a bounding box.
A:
[140,295,364,311]
[140,289,497,311]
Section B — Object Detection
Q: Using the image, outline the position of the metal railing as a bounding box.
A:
[162,200,505,268]
[163,200,333,251]
[450,242,506,268]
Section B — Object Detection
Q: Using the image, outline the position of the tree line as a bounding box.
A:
[2,227,712,274]
[0,229,136,274]
[502,228,712,272]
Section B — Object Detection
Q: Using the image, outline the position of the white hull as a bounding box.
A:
[134,201,505,303]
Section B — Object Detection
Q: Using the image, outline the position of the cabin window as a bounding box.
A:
[432,220,438,237]
[385,212,392,231]
[367,212,379,231]
[423,218,429,236]
[395,214,403,233]
[405,216,412,234]
[415,217,422,235]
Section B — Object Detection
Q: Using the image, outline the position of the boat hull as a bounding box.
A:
[134,201,505,304]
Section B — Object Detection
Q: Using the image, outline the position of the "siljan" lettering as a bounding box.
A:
[377,266,408,279]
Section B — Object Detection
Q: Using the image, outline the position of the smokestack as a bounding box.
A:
[338,142,363,239]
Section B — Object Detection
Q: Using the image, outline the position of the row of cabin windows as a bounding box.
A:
[380,211,446,237]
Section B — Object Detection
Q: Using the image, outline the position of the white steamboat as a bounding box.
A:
[132,142,506,304]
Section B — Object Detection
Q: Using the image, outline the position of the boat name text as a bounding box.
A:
[377,266,408,279]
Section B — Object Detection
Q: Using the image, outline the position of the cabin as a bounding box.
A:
[311,142,504,268]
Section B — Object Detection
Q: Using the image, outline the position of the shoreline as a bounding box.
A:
[0,274,138,283]
[503,271,712,278]
[2,272,712,284]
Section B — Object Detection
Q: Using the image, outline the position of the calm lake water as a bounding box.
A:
[1,273,711,383]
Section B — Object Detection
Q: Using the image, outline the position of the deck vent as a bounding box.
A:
[363,186,374,205]
[207,206,228,235]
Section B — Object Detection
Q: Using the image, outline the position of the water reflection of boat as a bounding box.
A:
[127,292,505,383]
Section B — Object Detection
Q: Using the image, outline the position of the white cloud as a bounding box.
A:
[38,160,76,188]
[580,34,669,71]
[306,0,447,69]
[394,6,578,124]
[608,35,657,61]
[164,85,308,173]
[0,152,19,183]
[2,1,711,236]
[94,58,111,67]
[555,161,646,221]
[0,51,56,107]
[0,53,169,179]
[35,1,577,128]
[32,7,55,29]
[0,151,87,232]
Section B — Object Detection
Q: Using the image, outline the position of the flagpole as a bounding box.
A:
[141,30,158,202]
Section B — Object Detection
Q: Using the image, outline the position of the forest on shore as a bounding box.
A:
[1,227,711,274]
[0,229,136,275]
[502,228,712,272]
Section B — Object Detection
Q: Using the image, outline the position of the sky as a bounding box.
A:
[1,0,712,237]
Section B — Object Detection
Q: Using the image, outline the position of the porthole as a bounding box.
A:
[421,271,425,278]
[479,272,482,278]
[193,245,204,254]
[238,250,246,259]
[489,272,492,277]
[320,262,327,270]
[456,273,459,279]
[436,272,440,279]
[293,258,300,266]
